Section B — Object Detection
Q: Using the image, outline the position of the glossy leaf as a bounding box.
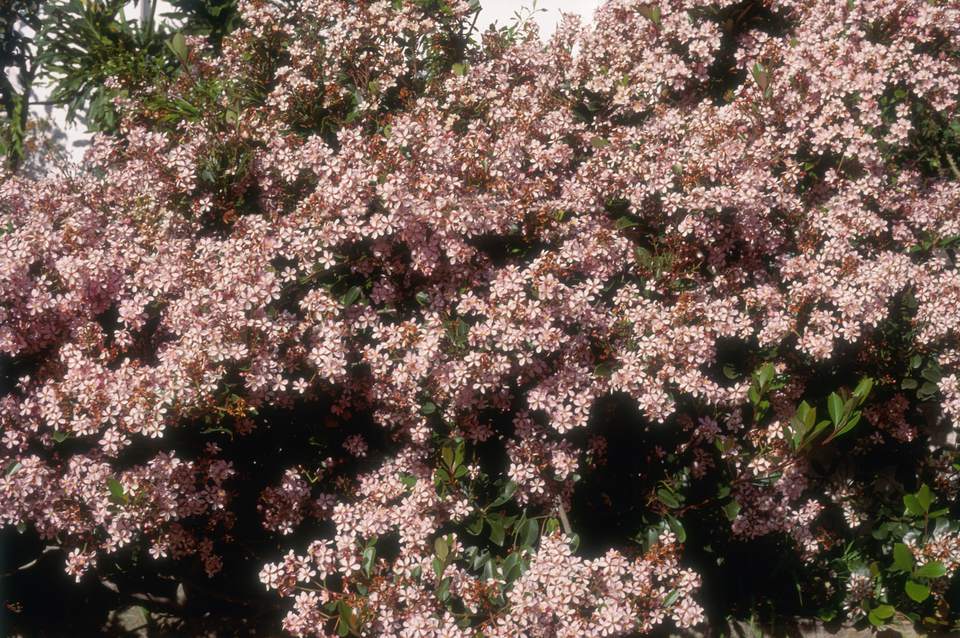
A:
[905,580,930,603]
[893,543,914,572]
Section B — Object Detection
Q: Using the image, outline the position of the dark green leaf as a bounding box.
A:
[666,514,686,543]
[656,488,680,509]
[336,602,353,636]
[835,411,861,437]
[490,481,517,508]
[342,285,362,307]
[918,381,938,400]
[466,516,484,535]
[519,519,538,547]
[488,518,505,546]
[921,362,942,383]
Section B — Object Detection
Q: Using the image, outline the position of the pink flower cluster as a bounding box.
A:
[3,0,960,634]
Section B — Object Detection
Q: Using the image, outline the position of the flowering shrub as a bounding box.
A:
[3,0,960,634]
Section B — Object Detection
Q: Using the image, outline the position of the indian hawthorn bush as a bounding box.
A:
[2,0,960,634]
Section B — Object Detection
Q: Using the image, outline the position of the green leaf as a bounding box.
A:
[4,460,22,477]
[590,136,610,149]
[519,518,539,547]
[873,604,895,619]
[501,552,520,581]
[436,576,451,601]
[666,514,686,543]
[594,363,613,378]
[867,610,886,627]
[420,401,437,415]
[488,518,505,546]
[415,291,430,306]
[614,216,638,230]
[722,364,740,380]
[481,558,494,581]
[893,543,915,572]
[466,516,484,535]
[905,580,930,603]
[637,4,661,24]
[434,535,449,561]
[827,392,844,426]
[918,381,938,400]
[901,378,919,390]
[904,493,924,517]
[656,488,680,509]
[451,62,468,76]
[751,62,770,92]
[52,430,69,443]
[722,499,740,521]
[755,363,775,389]
[852,376,874,402]
[168,31,187,60]
[916,484,933,512]
[921,362,942,383]
[107,477,126,505]
[490,481,517,508]
[914,561,947,579]
[342,285,362,307]
[810,419,832,442]
[336,601,354,637]
[835,411,861,437]
[362,545,376,578]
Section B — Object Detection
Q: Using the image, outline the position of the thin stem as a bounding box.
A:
[555,496,572,535]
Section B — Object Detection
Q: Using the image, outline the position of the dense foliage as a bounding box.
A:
[3,0,960,635]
